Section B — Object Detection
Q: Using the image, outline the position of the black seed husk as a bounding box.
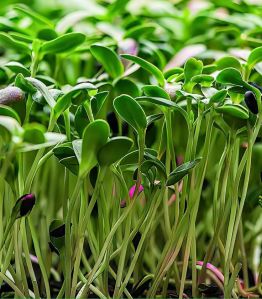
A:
[244,91,258,114]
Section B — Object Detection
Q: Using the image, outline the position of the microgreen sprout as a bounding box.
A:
[0,1,262,299]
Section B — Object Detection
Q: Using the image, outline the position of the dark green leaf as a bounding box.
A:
[60,156,79,175]
[115,78,140,98]
[141,158,166,180]
[166,158,202,186]
[49,220,65,253]
[75,106,89,138]
[146,113,164,126]
[53,142,75,160]
[98,137,133,166]
[0,67,8,84]
[91,91,109,116]
[37,28,58,41]
[119,148,158,167]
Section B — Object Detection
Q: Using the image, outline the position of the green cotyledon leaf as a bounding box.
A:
[113,94,147,135]
[121,54,165,87]
[41,32,86,54]
[90,44,124,79]
[79,120,110,178]
[98,137,133,166]
[166,158,202,186]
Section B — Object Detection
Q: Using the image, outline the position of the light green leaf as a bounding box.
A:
[121,54,165,87]
[90,45,124,79]
[14,4,53,27]
[80,120,110,177]
[41,33,86,54]
[247,46,262,69]
[0,32,30,54]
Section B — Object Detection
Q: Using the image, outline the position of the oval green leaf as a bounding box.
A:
[191,74,214,87]
[98,137,133,166]
[216,56,242,71]
[80,119,110,177]
[113,94,147,134]
[142,85,170,100]
[90,45,124,79]
[216,68,244,86]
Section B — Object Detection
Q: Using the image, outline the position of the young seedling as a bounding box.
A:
[0,2,261,299]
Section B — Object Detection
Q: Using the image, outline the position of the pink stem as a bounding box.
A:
[197,261,224,283]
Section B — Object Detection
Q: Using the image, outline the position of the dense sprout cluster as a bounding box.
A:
[0,0,262,298]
